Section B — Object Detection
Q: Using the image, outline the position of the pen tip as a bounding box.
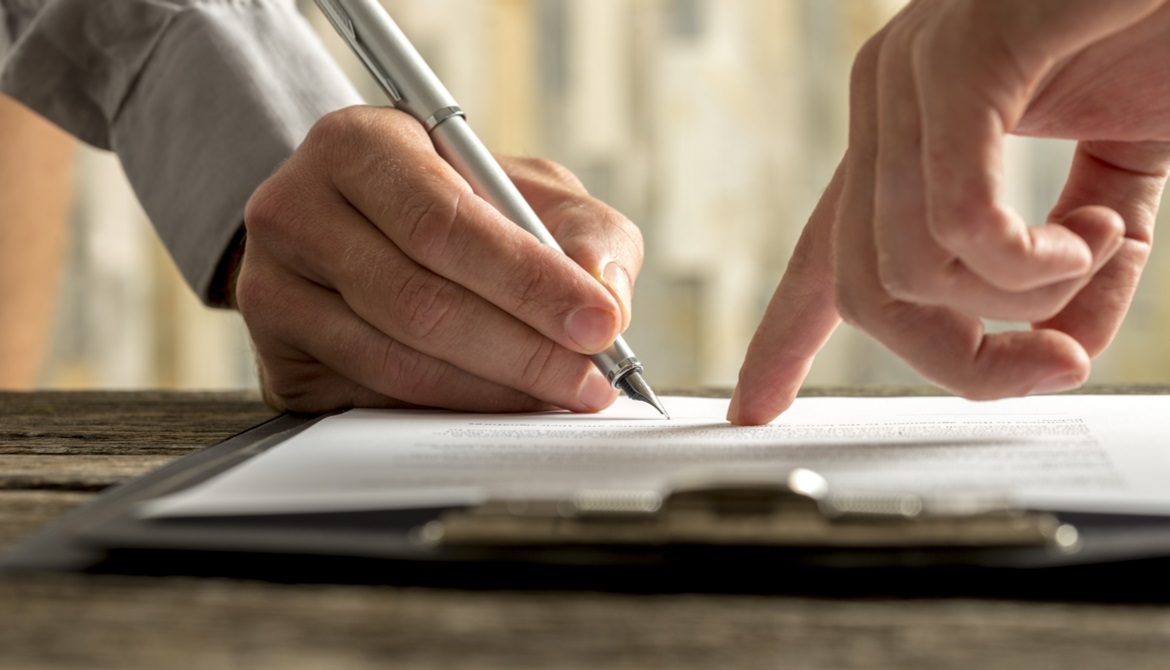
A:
[615,371,670,419]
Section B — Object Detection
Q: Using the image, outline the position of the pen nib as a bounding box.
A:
[615,371,670,419]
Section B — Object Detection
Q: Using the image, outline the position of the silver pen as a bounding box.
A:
[314,0,668,417]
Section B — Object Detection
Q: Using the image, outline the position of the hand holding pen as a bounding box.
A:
[311,0,666,416]
[237,96,646,413]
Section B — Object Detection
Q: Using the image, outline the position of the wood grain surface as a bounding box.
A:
[2,389,1169,670]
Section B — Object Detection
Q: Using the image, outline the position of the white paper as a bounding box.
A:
[141,395,1170,518]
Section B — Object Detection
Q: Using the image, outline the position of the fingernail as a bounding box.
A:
[602,261,632,323]
[578,372,617,411]
[567,307,616,352]
[1031,373,1082,395]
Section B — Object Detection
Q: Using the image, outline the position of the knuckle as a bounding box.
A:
[928,197,1002,253]
[243,175,293,242]
[233,255,279,324]
[243,163,325,250]
[304,106,369,154]
[876,256,931,303]
[516,337,563,393]
[547,192,591,221]
[392,268,464,344]
[378,339,447,403]
[881,17,914,55]
[257,362,322,414]
[834,270,894,330]
[306,106,429,184]
[399,188,461,261]
[616,214,645,255]
[258,366,299,412]
[850,31,885,85]
[834,283,865,328]
[378,339,422,395]
[232,263,261,319]
[306,106,416,176]
[505,246,559,314]
[544,197,601,244]
[534,158,584,190]
[929,219,973,253]
[605,213,646,273]
[566,198,644,253]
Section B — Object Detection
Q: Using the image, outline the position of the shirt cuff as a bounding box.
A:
[1,0,364,307]
[114,2,364,305]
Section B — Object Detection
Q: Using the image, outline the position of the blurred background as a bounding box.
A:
[24,0,1170,392]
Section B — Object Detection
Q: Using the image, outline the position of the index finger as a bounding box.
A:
[727,161,846,425]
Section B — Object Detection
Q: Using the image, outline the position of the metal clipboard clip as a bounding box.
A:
[414,469,1081,553]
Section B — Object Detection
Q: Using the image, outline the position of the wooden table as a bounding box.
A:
[2,390,1169,669]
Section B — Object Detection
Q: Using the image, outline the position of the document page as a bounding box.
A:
[142,395,1170,518]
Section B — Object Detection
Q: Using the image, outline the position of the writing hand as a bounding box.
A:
[730,0,1170,425]
[236,106,641,413]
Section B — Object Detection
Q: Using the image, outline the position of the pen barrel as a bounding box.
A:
[431,119,642,387]
[335,0,458,119]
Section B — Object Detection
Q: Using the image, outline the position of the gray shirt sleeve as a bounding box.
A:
[0,0,364,305]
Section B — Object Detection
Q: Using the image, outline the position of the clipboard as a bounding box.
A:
[5,410,1170,599]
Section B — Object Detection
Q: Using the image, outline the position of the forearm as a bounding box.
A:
[0,95,73,389]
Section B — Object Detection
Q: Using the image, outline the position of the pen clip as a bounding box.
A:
[313,0,403,103]
[314,0,354,40]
